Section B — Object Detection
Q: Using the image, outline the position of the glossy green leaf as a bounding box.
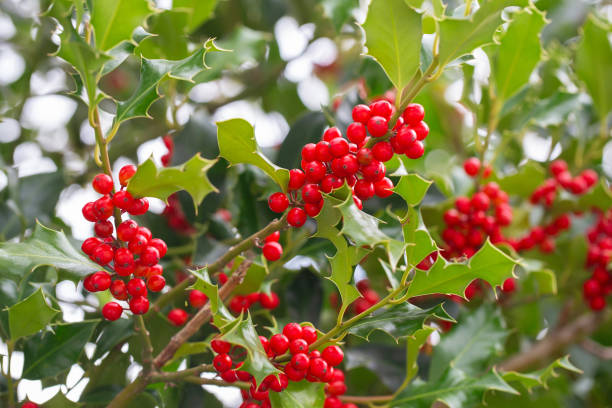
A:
[575,14,612,120]
[173,0,218,31]
[502,356,581,391]
[115,40,223,124]
[216,118,290,191]
[348,302,453,342]
[221,315,279,385]
[189,267,219,313]
[8,288,59,340]
[437,0,528,67]
[514,92,581,129]
[136,10,190,60]
[493,6,546,101]
[230,257,268,296]
[404,326,435,386]
[402,206,438,266]
[45,391,82,408]
[405,240,518,298]
[494,161,547,198]
[577,180,612,212]
[429,306,507,381]
[168,341,210,366]
[93,318,135,360]
[394,174,433,207]
[391,367,517,408]
[0,223,99,281]
[90,0,153,51]
[22,320,98,379]
[362,0,422,90]
[127,154,217,212]
[269,380,326,408]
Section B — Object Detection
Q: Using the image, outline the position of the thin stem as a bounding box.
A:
[340,395,394,404]
[464,0,473,16]
[182,376,251,388]
[150,364,214,383]
[6,340,15,408]
[136,316,155,375]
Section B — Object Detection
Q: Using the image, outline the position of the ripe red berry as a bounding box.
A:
[140,246,160,266]
[314,141,333,162]
[463,157,481,177]
[471,192,490,211]
[352,104,371,123]
[112,190,134,210]
[354,179,374,201]
[116,220,138,242]
[549,159,567,176]
[270,333,290,355]
[147,274,166,292]
[329,137,349,158]
[262,241,283,262]
[21,402,39,408]
[127,278,147,297]
[361,160,386,182]
[92,244,114,265]
[82,202,98,222]
[91,271,111,291]
[289,338,309,354]
[322,345,344,366]
[119,165,137,186]
[309,357,329,379]
[129,296,149,315]
[102,302,123,321]
[109,280,128,300]
[301,143,317,161]
[93,173,114,195]
[211,338,232,354]
[128,197,149,215]
[501,277,516,293]
[396,127,417,150]
[347,122,367,144]
[327,380,347,396]
[128,234,149,255]
[323,127,342,142]
[288,169,306,190]
[283,323,303,341]
[321,174,343,193]
[301,325,317,344]
[366,116,388,137]
[258,291,279,309]
[291,353,310,370]
[81,237,102,255]
[304,161,326,183]
[412,121,429,140]
[94,220,114,238]
[372,141,394,162]
[589,296,606,311]
[146,238,166,258]
[93,196,114,220]
[370,100,393,119]
[287,207,307,227]
[213,353,233,372]
[405,140,425,159]
[168,308,188,326]
[186,289,207,308]
[402,103,425,125]
[302,183,322,204]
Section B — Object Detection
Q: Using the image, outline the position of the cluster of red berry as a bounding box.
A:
[211,324,351,408]
[583,209,612,310]
[81,166,168,321]
[330,279,380,316]
[506,214,571,253]
[165,288,211,326]
[228,290,280,315]
[530,159,598,205]
[267,101,429,227]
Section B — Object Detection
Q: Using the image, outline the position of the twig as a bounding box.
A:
[340,395,393,404]
[182,376,251,388]
[150,364,214,383]
[136,315,154,375]
[581,338,612,360]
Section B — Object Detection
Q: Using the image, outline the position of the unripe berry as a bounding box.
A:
[93,173,114,195]
[347,122,367,144]
[352,104,371,123]
[402,103,425,125]
[82,202,98,222]
[94,220,114,238]
[119,165,137,186]
[323,127,342,142]
[127,278,147,297]
[366,116,388,137]
[102,302,123,321]
[213,353,233,372]
[128,198,149,215]
[287,207,307,227]
[168,308,188,326]
[372,141,393,162]
[262,241,283,261]
[322,345,344,366]
[129,296,149,314]
[147,274,166,292]
[288,169,306,190]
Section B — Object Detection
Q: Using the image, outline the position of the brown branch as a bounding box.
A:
[499,311,608,372]
[581,338,612,360]
[150,364,214,383]
[340,395,393,404]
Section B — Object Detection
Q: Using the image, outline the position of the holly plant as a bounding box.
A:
[1,0,612,407]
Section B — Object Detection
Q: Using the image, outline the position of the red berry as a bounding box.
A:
[315,141,333,162]
[270,333,290,355]
[405,140,425,159]
[283,322,303,341]
[321,174,343,193]
[91,271,111,291]
[589,296,606,311]
[82,202,98,222]
[323,127,342,142]
[128,234,149,255]
[129,296,149,315]
[259,292,280,309]
[352,104,371,123]
[140,246,160,266]
[119,165,137,186]
[288,207,307,227]
[583,279,601,298]
[289,338,309,354]
[581,169,598,187]
[265,231,280,243]
[291,353,310,370]
[329,137,349,157]
[502,277,516,293]
[353,195,363,210]
[309,357,329,379]
[302,143,317,161]
[147,274,166,292]
[373,176,394,197]
[117,220,138,242]
[361,160,386,182]
[471,192,490,211]
[554,214,571,230]
[289,169,306,190]
[402,103,425,125]
[285,364,307,381]
[211,338,232,354]
[322,345,343,366]
[396,127,417,150]
[366,116,388,137]
[549,159,567,176]
[324,397,342,408]
[213,353,233,372]
[356,148,374,165]
[83,275,96,292]
[302,183,322,204]
[301,325,317,344]
[347,122,367,144]
[128,198,149,215]
[370,100,393,119]
[354,179,374,201]
[412,121,429,140]
[93,173,114,195]
[463,157,481,177]
[189,289,208,308]
[339,154,359,176]
[93,196,114,220]
[21,403,39,408]
[304,161,327,183]
[263,241,283,261]
[112,190,134,210]
[330,369,345,382]
[102,302,123,321]
[327,380,347,395]
[92,244,114,265]
[127,278,147,297]
[168,308,188,326]
[94,220,114,238]
[372,141,393,162]
[81,237,102,255]
[148,238,167,258]
[110,280,128,300]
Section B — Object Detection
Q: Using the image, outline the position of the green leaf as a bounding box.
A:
[575,14,612,120]
[45,391,82,408]
[404,326,435,386]
[115,40,223,124]
[347,302,453,342]
[437,0,528,67]
[269,380,326,408]
[401,207,438,266]
[229,257,268,296]
[93,319,134,359]
[493,6,546,101]
[90,0,153,51]
[513,92,581,129]
[127,154,218,213]
[188,267,220,313]
[216,118,290,191]
[136,10,189,60]
[429,306,507,381]
[22,320,98,379]
[392,367,517,408]
[362,0,422,90]
[494,161,547,198]
[168,341,210,365]
[393,174,433,207]
[221,315,279,385]
[577,180,612,212]
[8,288,59,340]
[173,0,218,31]
[405,240,518,298]
[502,356,581,391]
[321,0,358,31]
